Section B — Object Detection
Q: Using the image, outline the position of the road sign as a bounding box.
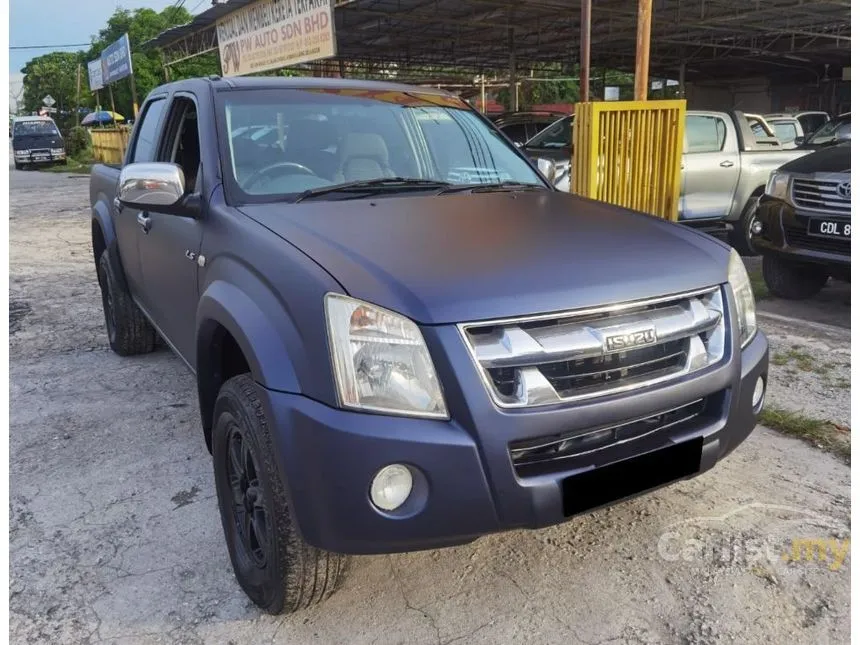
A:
[42,95,56,107]
[41,107,57,114]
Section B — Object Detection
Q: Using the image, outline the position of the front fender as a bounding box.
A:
[197,280,301,392]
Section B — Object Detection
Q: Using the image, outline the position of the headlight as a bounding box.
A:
[765,171,790,200]
[15,149,29,156]
[325,294,448,418]
[51,148,65,155]
[728,249,757,348]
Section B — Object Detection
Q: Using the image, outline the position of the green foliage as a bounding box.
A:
[66,126,91,158]
[20,51,87,130]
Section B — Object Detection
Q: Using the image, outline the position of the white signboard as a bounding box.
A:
[604,86,620,101]
[88,59,104,91]
[216,0,336,77]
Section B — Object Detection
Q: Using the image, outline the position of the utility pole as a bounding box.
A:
[634,0,653,101]
[580,0,592,102]
[75,63,82,125]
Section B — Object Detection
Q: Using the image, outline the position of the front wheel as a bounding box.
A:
[730,197,760,256]
[212,374,346,614]
[762,255,829,300]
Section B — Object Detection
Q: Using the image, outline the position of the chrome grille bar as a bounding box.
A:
[459,287,726,408]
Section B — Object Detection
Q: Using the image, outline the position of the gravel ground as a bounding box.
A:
[9,169,851,645]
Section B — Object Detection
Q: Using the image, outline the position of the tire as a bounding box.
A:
[96,250,157,355]
[212,374,346,614]
[13,162,22,171]
[730,197,760,257]
[762,255,829,300]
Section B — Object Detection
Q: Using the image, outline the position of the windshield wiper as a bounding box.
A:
[436,181,546,195]
[293,177,452,203]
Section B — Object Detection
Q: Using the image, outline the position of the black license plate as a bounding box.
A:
[808,218,851,239]
[561,438,703,517]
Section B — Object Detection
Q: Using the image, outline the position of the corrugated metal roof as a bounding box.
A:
[146,0,851,81]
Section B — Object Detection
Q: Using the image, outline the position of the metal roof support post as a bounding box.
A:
[580,0,592,102]
[678,61,686,98]
[508,26,517,111]
[634,0,653,101]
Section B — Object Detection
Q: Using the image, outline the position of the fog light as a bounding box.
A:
[752,376,765,410]
[370,464,413,511]
[751,219,763,235]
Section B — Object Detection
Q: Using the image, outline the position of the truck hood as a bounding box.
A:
[239,192,730,325]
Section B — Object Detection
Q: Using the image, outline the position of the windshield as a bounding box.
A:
[806,115,850,145]
[13,120,59,136]
[524,116,573,149]
[218,88,546,202]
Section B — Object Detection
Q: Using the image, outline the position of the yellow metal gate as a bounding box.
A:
[572,100,686,221]
[89,127,131,165]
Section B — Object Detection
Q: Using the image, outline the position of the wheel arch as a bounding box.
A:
[196,280,301,450]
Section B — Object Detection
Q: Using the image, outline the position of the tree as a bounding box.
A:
[20,51,87,130]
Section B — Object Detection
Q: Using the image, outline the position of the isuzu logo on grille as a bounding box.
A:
[604,327,657,352]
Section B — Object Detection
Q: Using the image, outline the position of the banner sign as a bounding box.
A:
[87,59,104,91]
[100,33,133,85]
[216,0,336,77]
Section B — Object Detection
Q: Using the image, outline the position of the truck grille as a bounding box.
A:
[791,177,851,215]
[459,287,726,408]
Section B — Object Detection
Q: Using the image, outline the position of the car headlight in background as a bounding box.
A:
[51,148,65,155]
[728,249,757,348]
[14,149,29,156]
[764,171,790,201]
[325,294,448,419]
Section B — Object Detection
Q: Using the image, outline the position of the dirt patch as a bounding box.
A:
[10,300,32,335]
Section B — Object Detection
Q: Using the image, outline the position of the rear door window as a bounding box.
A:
[685,115,727,153]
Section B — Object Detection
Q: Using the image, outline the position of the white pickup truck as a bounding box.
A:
[523,110,808,254]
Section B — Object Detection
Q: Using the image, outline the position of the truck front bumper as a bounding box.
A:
[752,196,850,267]
[260,330,768,555]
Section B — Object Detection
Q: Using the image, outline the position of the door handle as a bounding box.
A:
[137,212,152,234]
[719,160,735,168]
[113,197,123,213]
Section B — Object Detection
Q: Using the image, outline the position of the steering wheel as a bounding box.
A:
[240,161,316,191]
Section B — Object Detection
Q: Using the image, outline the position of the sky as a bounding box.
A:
[9,0,200,75]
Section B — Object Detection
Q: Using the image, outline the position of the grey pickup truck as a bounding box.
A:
[90,76,768,614]
[523,110,807,254]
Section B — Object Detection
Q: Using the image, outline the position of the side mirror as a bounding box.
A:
[118,162,186,212]
[536,157,556,184]
[794,136,806,146]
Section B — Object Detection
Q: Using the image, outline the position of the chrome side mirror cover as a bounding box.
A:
[535,157,556,184]
[118,162,185,210]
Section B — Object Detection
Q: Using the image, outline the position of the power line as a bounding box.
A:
[10,43,89,50]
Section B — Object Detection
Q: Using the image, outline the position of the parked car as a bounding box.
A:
[796,112,850,150]
[11,115,66,169]
[492,110,568,146]
[765,111,830,138]
[90,76,767,614]
[523,111,807,253]
[751,142,850,299]
[764,115,804,149]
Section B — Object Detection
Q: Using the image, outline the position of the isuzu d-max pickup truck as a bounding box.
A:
[90,76,768,614]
